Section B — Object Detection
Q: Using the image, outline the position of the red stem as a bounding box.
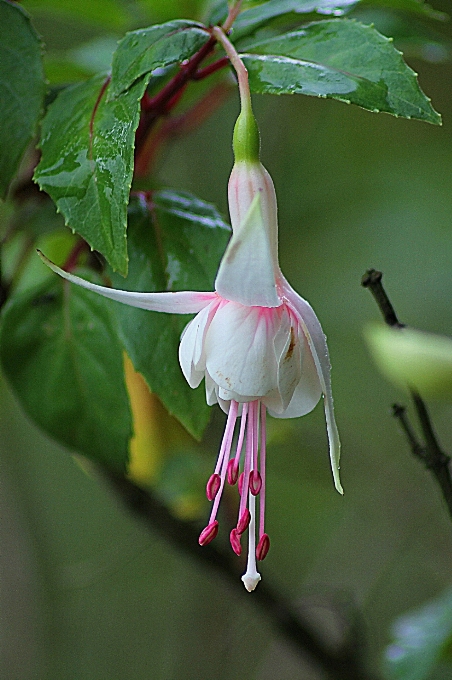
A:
[134,81,232,177]
[193,56,229,81]
[63,239,89,272]
[135,35,216,151]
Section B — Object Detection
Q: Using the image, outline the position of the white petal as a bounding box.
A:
[215,194,280,308]
[204,302,279,399]
[274,307,302,413]
[179,304,213,388]
[279,275,343,494]
[38,251,215,314]
[267,347,321,418]
[218,385,256,403]
[205,373,218,406]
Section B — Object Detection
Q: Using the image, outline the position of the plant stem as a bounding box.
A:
[223,0,244,32]
[135,35,216,154]
[212,26,251,113]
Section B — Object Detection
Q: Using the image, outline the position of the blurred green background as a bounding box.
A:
[2,1,452,678]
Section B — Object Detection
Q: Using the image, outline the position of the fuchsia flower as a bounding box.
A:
[40,31,342,591]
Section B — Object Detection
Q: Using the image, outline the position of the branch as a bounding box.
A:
[362,269,452,520]
[101,469,380,680]
[361,269,403,328]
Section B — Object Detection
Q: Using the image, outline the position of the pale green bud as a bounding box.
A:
[365,323,452,399]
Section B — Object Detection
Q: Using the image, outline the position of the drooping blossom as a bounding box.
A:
[39,29,342,591]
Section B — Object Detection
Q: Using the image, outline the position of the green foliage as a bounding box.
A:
[34,74,148,275]
[0,0,45,199]
[109,191,230,439]
[209,0,445,40]
[110,20,211,98]
[385,588,452,680]
[232,0,358,39]
[241,20,441,122]
[0,276,132,471]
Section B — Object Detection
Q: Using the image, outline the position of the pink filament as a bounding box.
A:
[200,398,270,565]
[238,401,256,520]
[208,400,238,525]
[259,402,267,540]
[228,403,248,485]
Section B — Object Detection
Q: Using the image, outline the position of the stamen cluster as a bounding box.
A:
[199,400,269,590]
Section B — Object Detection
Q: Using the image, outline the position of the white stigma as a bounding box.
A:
[241,492,261,592]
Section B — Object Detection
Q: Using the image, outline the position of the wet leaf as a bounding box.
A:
[109,190,230,439]
[232,0,359,39]
[34,73,148,275]
[0,0,45,199]
[0,277,132,471]
[110,20,210,98]
[212,0,445,36]
[242,20,441,123]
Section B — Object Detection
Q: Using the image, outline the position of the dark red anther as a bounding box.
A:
[249,470,262,496]
[198,521,219,546]
[256,533,270,561]
[238,472,244,496]
[236,508,251,534]
[227,459,239,485]
[229,528,242,556]
[206,473,221,501]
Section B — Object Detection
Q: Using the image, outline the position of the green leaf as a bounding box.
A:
[0,276,132,471]
[109,190,230,439]
[385,588,452,680]
[110,20,210,98]
[241,20,441,123]
[220,0,446,39]
[364,324,452,399]
[0,0,45,199]
[232,0,358,40]
[34,73,148,276]
[353,8,451,64]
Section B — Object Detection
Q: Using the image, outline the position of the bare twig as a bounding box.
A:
[361,269,403,328]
